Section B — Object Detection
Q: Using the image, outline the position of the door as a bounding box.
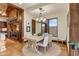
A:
[41,23,47,33]
[32,20,36,35]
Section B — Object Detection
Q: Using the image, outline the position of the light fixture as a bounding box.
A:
[36,8,46,23]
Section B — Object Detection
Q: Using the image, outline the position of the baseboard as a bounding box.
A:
[52,40,66,45]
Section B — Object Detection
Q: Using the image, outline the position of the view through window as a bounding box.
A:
[48,17,58,37]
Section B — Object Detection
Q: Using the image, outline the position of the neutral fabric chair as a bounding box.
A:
[36,34,49,53]
[48,34,52,46]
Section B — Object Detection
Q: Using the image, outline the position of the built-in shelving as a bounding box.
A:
[6,3,24,42]
[0,16,7,33]
[0,3,24,42]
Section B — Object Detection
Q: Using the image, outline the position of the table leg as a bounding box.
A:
[27,40,42,55]
[27,40,32,48]
[32,41,42,55]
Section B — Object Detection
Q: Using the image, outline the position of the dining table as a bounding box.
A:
[24,35,52,55]
[25,35,44,55]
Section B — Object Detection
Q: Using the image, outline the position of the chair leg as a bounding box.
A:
[36,45,38,50]
[28,40,32,48]
[48,42,52,47]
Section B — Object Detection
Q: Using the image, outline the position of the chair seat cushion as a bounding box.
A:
[37,42,47,47]
[37,39,44,44]
[37,39,48,47]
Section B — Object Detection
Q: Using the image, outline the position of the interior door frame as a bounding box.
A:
[41,23,47,33]
[32,19,36,35]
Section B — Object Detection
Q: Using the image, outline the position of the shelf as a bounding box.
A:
[0,16,8,22]
[0,14,8,17]
[0,31,7,33]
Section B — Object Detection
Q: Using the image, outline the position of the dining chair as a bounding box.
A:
[48,34,52,46]
[36,34,49,53]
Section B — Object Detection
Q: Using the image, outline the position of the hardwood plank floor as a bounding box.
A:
[0,39,24,56]
[0,39,68,56]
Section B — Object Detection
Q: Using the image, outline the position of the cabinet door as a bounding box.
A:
[8,9,18,19]
[0,22,7,28]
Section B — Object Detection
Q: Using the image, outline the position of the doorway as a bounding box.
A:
[32,20,36,35]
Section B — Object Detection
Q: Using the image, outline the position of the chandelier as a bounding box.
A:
[36,8,46,23]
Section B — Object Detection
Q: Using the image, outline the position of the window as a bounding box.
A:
[49,18,58,27]
[48,17,58,37]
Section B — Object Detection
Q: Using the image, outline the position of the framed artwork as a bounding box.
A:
[26,26,30,32]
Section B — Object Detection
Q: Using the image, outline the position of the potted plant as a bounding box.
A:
[37,32,43,36]
[75,42,79,50]
[68,39,75,49]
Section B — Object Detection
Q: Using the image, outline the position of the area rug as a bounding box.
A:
[22,43,61,56]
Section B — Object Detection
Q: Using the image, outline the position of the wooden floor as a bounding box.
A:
[0,39,68,56]
[0,39,24,56]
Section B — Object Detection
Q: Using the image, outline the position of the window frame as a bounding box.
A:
[48,17,58,37]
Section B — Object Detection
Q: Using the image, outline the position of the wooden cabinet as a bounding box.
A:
[69,3,79,56]
[0,3,24,42]
[0,22,7,28]
[0,3,7,16]
[69,3,79,42]
[6,4,24,42]
[69,47,79,56]
[8,9,17,19]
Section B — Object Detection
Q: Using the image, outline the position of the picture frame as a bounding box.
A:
[26,26,30,32]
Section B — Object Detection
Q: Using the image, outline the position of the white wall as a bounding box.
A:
[23,10,32,40]
[66,10,70,54]
[23,11,68,41]
[45,4,69,41]
[23,10,42,40]
[23,4,69,41]
[36,22,41,34]
[46,12,68,40]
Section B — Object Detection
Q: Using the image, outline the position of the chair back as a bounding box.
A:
[43,35,49,46]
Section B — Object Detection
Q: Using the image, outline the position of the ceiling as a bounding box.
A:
[13,3,69,17]
[31,3,69,17]
[13,3,38,9]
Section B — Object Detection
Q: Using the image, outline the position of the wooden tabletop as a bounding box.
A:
[25,35,43,42]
